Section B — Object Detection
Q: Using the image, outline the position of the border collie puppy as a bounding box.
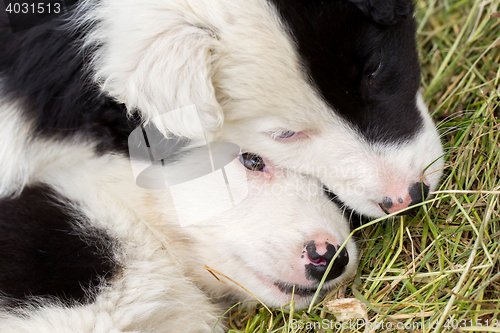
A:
[0,147,358,332]
[0,0,442,331]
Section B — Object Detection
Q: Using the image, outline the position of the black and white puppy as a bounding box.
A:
[0,0,443,331]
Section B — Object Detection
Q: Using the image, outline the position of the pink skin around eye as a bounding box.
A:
[239,156,276,180]
[275,131,307,141]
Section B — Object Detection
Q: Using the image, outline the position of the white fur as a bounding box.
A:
[0,100,34,196]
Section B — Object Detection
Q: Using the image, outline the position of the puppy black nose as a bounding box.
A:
[379,197,393,213]
[304,241,349,282]
[378,181,430,215]
[408,181,430,206]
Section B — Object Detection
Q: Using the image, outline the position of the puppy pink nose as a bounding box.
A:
[303,240,349,282]
[379,181,430,215]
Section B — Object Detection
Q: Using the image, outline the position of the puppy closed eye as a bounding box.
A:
[276,130,296,138]
[269,131,307,141]
[365,60,381,77]
[238,153,266,172]
[364,49,382,79]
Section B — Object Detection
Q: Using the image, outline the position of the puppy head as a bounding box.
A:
[82,0,443,217]
[162,156,358,309]
[214,0,444,217]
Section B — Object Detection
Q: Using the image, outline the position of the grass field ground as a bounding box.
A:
[222,1,500,332]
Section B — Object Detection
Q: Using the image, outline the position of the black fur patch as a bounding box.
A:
[270,0,423,143]
[0,184,118,307]
[0,4,138,155]
[349,0,413,25]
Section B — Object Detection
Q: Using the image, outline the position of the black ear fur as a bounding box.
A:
[348,0,414,25]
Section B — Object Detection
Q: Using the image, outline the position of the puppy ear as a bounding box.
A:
[82,6,223,141]
[348,0,414,25]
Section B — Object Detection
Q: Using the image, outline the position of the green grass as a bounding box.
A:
[222,0,500,332]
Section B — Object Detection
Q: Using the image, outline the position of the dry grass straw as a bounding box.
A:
[223,0,500,331]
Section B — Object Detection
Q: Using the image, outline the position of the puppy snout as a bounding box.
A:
[379,197,393,212]
[379,181,430,215]
[304,241,349,282]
